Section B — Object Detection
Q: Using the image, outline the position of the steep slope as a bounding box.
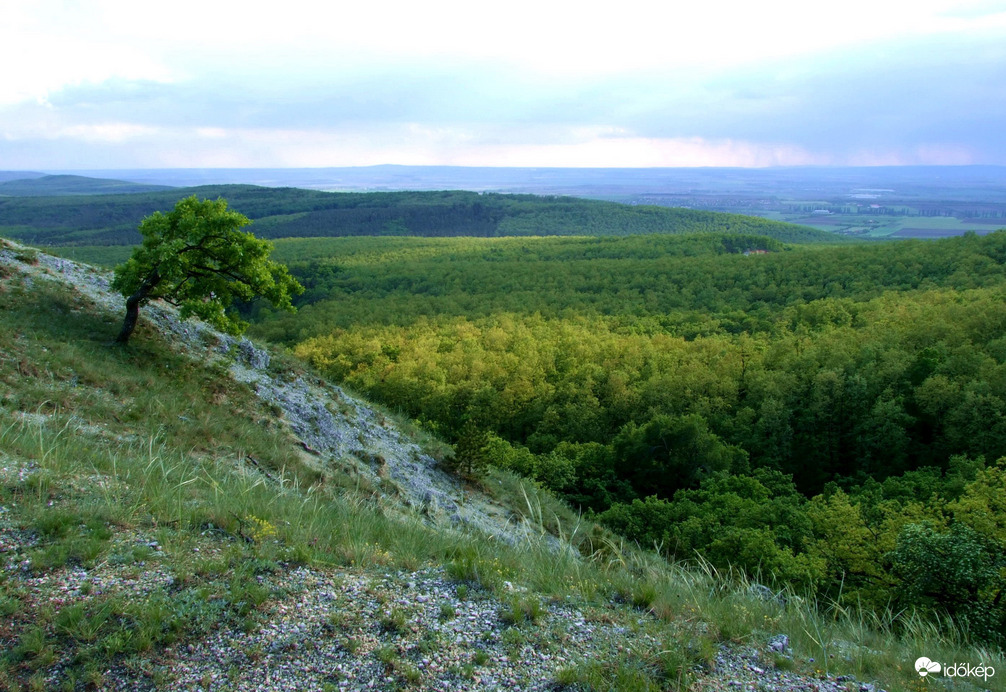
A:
[0,241,990,691]
[1,240,558,545]
[0,242,616,690]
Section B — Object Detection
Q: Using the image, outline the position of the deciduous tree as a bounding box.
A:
[111,196,303,345]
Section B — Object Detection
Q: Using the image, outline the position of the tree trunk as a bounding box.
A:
[115,292,143,344]
[114,271,160,345]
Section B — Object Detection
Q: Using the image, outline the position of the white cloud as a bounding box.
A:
[195,127,229,139]
[2,1,1005,168]
[445,136,830,168]
[0,117,998,169]
[0,107,158,143]
[0,4,174,106]
[125,0,1006,76]
[4,122,827,168]
[6,0,1006,101]
[57,123,161,143]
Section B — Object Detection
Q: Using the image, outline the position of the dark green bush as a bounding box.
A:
[891,523,1006,644]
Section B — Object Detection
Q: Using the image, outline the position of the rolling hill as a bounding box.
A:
[0,179,839,247]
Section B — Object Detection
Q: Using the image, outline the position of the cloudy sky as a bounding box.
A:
[2,0,1006,169]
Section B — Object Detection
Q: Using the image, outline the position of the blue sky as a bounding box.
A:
[2,0,1006,169]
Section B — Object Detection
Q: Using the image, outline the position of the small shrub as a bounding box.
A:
[447,547,480,583]
[55,602,112,642]
[0,594,20,617]
[415,630,441,654]
[442,421,491,479]
[773,654,795,671]
[499,595,543,627]
[400,662,421,684]
[501,626,523,652]
[379,607,407,634]
[631,582,658,610]
[375,644,397,666]
[555,659,662,692]
[891,522,1006,644]
[14,249,39,265]
[35,510,80,538]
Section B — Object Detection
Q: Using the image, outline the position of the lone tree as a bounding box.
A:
[111,196,303,345]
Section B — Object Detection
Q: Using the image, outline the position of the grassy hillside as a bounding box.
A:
[0,184,837,247]
[1,241,997,691]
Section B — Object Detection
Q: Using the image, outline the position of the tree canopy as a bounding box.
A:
[111,196,303,344]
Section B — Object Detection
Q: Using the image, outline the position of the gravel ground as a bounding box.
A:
[88,562,895,692]
[692,646,880,692]
[227,339,562,550]
[137,565,617,691]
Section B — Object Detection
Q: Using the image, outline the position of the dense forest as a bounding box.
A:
[0,185,833,246]
[248,231,1006,644]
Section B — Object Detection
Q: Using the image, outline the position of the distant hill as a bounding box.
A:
[0,183,838,246]
[0,174,174,196]
[0,171,45,183]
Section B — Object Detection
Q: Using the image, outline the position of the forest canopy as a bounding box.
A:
[248,230,1006,643]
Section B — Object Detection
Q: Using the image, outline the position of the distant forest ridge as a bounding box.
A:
[0,183,835,245]
[0,174,173,196]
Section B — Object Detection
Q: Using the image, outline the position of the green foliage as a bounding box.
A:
[378,607,407,634]
[891,523,1006,644]
[597,497,678,552]
[805,490,890,605]
[613,414,748,497]
[499,595,544,627]
[948,460,1006,543]
[599,471,824,589]
[0,174,171,197]
[280,233,1006,498]
[444,420,492,478]
[4,242,1006,687]
[483,434,581,494]
[111,196,303,343]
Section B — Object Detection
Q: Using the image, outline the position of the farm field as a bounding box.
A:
[768,211,1004,238]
